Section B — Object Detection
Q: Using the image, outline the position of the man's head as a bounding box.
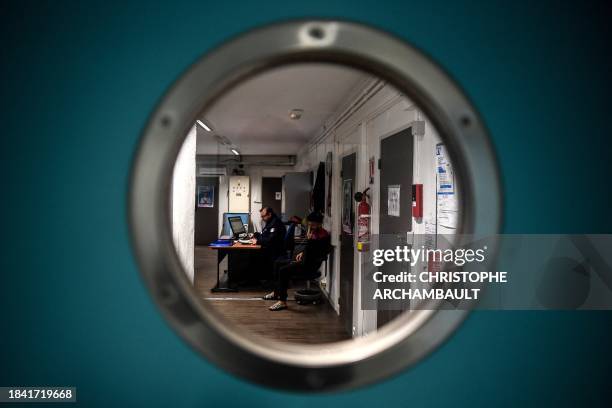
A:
[306,211,324,231]
[260,207,274,223]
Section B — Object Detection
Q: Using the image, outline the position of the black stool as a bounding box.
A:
[293,246,332,305]
[294,271,322,305]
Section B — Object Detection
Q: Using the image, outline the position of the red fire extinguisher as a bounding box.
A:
[356,188,371,252]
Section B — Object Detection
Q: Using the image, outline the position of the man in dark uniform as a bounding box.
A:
[250,207,286,278]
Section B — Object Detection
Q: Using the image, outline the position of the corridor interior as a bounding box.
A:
[170,62,457,344]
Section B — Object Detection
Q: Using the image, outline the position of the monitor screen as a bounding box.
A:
[228,216,246,236]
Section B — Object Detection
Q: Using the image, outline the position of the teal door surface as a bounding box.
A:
[1,1,611,407]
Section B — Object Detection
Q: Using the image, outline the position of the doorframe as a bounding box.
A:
[377,125,416,328]
[130,20,503,391]
[261,176,283,216]
[195,175,221,246]
[337,146,358,336]
[378,122,415,232]
[367,120,421,330]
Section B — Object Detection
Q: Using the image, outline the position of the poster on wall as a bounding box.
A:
[197,184,215,208]
[342,179,353,234]
[387,185,401,217]
[435,143,458,229]
[436,144,455,195]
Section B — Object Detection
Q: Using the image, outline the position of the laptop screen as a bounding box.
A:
[228,216,246,236]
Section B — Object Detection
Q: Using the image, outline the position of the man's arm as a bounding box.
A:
[256,220,285,246]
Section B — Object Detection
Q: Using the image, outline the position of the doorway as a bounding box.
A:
[261,177,282,215]
[195,176,219,245]
[377,126,413,328]
[340,152,356,336]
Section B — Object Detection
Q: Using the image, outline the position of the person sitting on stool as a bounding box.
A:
[250,207,286,278]
[264,211,330,311]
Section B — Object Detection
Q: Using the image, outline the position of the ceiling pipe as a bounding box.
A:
[197,154,297,167]
[308,77,385,147]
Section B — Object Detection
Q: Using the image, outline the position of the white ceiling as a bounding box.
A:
[196,63,370,155]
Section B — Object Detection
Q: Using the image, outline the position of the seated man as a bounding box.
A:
[264,212,331,311]
[250,207,286,279]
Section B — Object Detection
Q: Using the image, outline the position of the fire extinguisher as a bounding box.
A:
[355,188,371,252]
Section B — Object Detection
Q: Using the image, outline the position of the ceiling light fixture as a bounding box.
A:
[196,120,212,131]
[230,148,240,156]
[289,109,303,120]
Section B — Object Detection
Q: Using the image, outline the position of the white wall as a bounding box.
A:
[172,126,196,283]
[295,83,453,336]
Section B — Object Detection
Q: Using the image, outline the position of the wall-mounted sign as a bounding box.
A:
[387,185,400,217]
[275,192,281,200]
[435,143,457,229]
[436,144,455,195]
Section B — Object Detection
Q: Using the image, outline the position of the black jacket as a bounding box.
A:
[312,161,326,213]
[256,214,286,258]
[296,230,331,271]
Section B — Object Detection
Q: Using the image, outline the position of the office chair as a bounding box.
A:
[283,223,296,258]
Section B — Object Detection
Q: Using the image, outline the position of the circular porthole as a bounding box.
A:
[129,20,502,391]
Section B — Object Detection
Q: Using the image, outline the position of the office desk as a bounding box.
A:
[208,242,261,292]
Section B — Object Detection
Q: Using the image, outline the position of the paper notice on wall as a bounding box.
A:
[387,185,400,217]
[275,192,281,200]
[424,219,437,249]
[435,143,458,229]
[436,144,455,195]
[438,208,458,228]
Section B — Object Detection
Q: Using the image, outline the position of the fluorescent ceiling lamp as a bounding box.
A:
[230,149,240,156]
[196,120,211,131]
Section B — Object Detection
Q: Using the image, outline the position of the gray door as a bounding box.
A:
[261,177,282,215]
[283,172,311,221]
[195,177,219,246]
[377,127,413,328]
[340,152,356,336]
